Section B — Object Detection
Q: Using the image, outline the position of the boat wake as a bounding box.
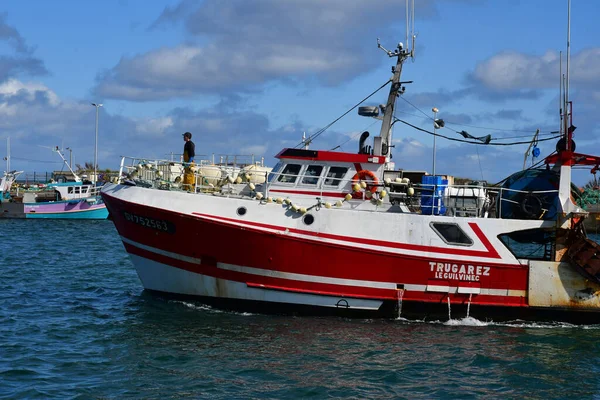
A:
[444,316,489,327]
[175,300,255,316]
[161,299,600,328]
[395,316,600,329]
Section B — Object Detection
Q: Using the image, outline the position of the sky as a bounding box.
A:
[0,0,599,184]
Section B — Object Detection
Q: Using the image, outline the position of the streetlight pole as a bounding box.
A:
[432,107,438,176]
[91,103,103,184]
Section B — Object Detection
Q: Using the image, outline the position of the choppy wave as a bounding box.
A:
[2,220,600,399]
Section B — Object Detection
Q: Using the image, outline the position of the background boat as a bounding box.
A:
[1,149,108,219]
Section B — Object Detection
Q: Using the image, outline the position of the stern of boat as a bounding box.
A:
[528,217,600,313]
[528,259,600,310]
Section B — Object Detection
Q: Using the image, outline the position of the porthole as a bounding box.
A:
[237,207,247,216]
[303,214,315,225]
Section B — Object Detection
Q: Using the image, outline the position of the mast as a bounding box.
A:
[556,0,584,229]
[559,51,563,137]
[375,0,415,159]
[564,0,572,150]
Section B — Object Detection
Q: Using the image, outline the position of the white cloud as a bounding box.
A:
[94,0,445,101]
[465,153,484,162]
[0,79,59,105]
[203,118,225,132]
[394,137,428,158]
[95,42,362,101]
[134,116,174,137]
[471,48,600,91]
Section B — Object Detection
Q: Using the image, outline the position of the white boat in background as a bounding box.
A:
[101,2,600,322]
[0,170,23,201]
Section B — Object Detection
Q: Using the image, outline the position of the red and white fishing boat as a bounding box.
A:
[101,9,600,322]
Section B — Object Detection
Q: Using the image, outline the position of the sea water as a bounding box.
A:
[1,219,600,399]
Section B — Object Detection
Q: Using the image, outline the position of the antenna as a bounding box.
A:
[411,0,415,58]
[559,51,562,137]
[301,131,311,150]
[566,0,570,110]
[405,0,409,50]
[402,0,416,58]
[392,0,416,59]
[565,0,571,149]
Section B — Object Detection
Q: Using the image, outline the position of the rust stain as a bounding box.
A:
[215,277,227,298]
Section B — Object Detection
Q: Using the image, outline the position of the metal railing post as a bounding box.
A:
[118,157,126,183]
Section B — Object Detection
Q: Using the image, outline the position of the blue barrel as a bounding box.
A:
[421,176,447,215]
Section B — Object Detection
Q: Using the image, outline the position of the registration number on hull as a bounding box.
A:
[123,211,175,233]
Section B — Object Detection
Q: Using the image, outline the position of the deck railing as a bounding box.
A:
[115,156,561,220]
[117,155,269,193]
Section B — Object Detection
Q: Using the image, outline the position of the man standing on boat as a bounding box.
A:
[182,131,195,190]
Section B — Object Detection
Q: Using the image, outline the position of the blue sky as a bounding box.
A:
[1,0,599,184]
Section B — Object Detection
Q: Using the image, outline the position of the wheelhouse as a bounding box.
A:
[267,148,386,200]
[48,182,101,201]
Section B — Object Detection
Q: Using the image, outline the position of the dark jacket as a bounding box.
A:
[183,140,195,162]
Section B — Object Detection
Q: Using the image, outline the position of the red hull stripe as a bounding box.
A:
[122,236,394,289]
[123,240,399,300]
[191,212,502,259]
[122,236,525,301]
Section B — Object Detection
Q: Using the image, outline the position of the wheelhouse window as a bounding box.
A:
[268,162,283,183]
[301,165,323,185]
[498,228,555,261]
[74,186,80,194]
[324,166,349,187]
[430,222,473,246]
[277,164,302,184]
[68,187,73,194]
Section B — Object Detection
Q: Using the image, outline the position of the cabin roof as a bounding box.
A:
[275,148,385,164]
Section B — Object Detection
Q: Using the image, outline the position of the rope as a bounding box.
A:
[395,119,561,146]
[294,79,392,148]
[399,96,553,135]
[475,145,484,181]
[331,120,380,151]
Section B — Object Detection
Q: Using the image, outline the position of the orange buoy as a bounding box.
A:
[352,170,379,193]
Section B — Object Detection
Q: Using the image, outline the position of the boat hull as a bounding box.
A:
[0,198,108,219]
[133,255,600,323]
[101,183,600,322]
